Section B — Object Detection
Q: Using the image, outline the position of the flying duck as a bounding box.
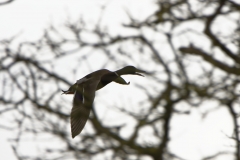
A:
[62,66,145,138]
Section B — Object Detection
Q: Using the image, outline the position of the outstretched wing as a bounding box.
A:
[71,79,100,138]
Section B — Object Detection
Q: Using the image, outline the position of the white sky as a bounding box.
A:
[0,0,154,41]
[0,0,103,40]
[0,0,236,160]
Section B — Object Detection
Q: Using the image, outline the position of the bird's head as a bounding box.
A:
[116,66,145,76]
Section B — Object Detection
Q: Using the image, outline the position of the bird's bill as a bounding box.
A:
[135,68,146,77]
[134,73,144,77]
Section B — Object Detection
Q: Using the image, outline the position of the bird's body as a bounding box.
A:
[62,66,145,138]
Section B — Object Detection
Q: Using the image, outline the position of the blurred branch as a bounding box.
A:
[180,46,240,75]
[0,0,15,6]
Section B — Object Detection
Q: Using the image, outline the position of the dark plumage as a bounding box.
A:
[62,66,145,138]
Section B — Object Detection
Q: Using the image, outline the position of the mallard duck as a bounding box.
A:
[62,66,145,138]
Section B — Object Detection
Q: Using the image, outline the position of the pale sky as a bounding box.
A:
[0,0,155,41]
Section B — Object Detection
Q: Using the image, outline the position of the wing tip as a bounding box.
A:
[72,134,76,139]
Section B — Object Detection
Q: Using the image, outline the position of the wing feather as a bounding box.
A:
[71,79,100,138]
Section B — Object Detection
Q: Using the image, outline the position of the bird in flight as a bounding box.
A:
[62,66,145,138]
